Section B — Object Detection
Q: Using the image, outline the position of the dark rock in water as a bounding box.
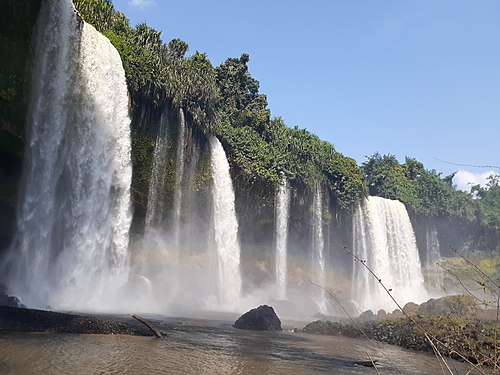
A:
[234,305,282,331]
[302,320,343,335]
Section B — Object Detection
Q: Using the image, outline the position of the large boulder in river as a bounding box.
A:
[234,305,282,331]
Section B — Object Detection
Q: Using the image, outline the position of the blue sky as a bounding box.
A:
[113,0,499,189]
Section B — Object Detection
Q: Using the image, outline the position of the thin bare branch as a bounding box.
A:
[434,158,500,170]
[332,240,487,374]
[366,351,381,375]
[308,279,405,375]
[437,263,489,306]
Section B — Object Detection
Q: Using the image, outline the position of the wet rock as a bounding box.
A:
[391,309,403,317]
[233,305,282,331]
[417,295,476,316]
[303,314,498,367]
[302,320,343,335]
[358,309,374,321]
[402,302,419,315]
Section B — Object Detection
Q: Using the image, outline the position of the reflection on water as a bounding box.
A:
[0,318,483,375]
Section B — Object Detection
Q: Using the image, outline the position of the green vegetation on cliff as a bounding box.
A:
[0,0,41,240]
[0,0,41,133]
[73,0,367,210]
[1,0,498,244]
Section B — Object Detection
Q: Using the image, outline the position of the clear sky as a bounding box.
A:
[113,0,500,190]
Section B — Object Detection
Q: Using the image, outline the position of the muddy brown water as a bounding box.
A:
[0,316,484,374]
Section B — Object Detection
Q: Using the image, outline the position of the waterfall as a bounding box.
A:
[3,0,132,310]
[172,108,186,248]
[275,177,290,300]
[144,110,169,233]
[352,196,427,312]
[424,227,443,292]
[312,187,327,313]
[209,137,241,309]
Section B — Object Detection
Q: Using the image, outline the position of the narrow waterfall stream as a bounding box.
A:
[209,137,242,309]
[4,0,132,311]
[172,108,186,249]
[424,227,443,292]
[352,196,427,312]
[144,110,169,233]
[275,177,291,300]
[312,187,328,313]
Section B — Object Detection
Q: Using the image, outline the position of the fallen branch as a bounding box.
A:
[132,314,162,338]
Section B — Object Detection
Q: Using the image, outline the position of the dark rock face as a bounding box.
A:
[234,305,282,331]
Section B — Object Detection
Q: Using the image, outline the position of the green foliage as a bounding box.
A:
[183,53,220,133]
[363,154,500,242]
[74,0,219,132]
[9,0,492,222]
[379,152,486,240]
[130,134,155,210]
[0,0,41,209]
[219,124,281,184]
[0,0,41,132]
[74,0,368,209]
[216,54,270,132]
[215,56,366,208]
[363,153,410,199]
[472,175,500,229]
[74,0,114,31]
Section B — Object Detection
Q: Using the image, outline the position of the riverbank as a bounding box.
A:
[0,306,156,336]
[302,295,499,368]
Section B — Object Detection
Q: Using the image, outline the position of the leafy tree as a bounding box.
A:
[472,174,500,229]
[363,153,409,199]
[216,54,270,131]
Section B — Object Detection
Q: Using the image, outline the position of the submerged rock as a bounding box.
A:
[234,305,282,331]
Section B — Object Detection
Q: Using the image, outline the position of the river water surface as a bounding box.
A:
[0,316,483,374]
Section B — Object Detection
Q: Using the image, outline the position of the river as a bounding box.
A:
[0,315,482,374]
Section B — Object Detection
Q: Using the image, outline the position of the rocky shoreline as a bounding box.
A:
[0,305,157,336]
[302,295,499,368]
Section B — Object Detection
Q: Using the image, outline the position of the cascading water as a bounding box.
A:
[144,110,169,233]
[275,177,291,300]
[424,227,443,292]
[209,137,242,309]
[352,196,427,312]
[172,108,186,248]
[2,0,132,310]
[312,187,328,313]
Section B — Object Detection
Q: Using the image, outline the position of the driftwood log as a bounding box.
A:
[132,314,162,338]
